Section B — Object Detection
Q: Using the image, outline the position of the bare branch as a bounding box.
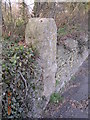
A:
[18,71,28,98]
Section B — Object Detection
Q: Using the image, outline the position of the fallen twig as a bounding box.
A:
[18,71,28,98]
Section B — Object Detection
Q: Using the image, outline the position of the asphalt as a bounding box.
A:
[43,57,88,118]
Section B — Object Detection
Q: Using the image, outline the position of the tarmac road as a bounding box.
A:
[43,57,89,118]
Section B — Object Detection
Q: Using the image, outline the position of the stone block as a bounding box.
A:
[25,18,57,98]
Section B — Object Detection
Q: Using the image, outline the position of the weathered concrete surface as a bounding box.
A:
[55,37,88,92]
[25,18,57,98]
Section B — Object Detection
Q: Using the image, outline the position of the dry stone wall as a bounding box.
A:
[55,37,88,92]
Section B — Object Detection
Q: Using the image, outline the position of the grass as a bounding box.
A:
[50,92,63,104]
[55,80,60,86]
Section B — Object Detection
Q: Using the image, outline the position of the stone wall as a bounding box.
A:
[55,37,88,92]
[25,18,88,117]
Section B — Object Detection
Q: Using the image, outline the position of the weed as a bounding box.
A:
[50,92,63,104]
[55,80,60,86]
[71,76,76,81]
[58,25,67,36]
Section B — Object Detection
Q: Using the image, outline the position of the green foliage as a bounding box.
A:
[55,80,60,86]
[71,76,76,81]
[50,92,63,104]
[58,26,67,36]
[16,18,25,27]
[2,39,39,118]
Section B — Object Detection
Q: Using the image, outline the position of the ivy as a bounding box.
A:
[2,39,39,119]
